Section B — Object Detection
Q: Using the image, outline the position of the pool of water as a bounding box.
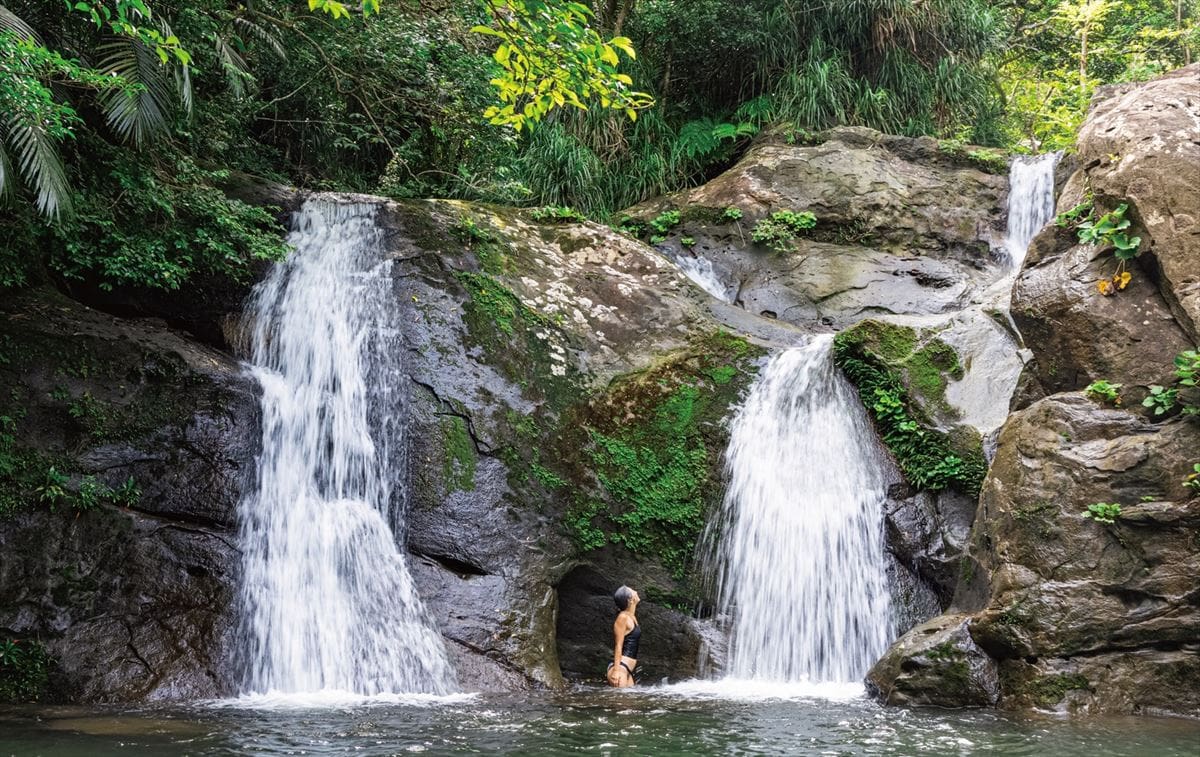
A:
[3,683,1198,756]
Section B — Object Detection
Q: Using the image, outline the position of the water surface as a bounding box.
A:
[4,686,1198,756]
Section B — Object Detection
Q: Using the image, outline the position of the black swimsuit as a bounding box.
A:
[609,620,642,677]
[621,621,641,659]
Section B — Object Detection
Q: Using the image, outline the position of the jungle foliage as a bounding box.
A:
[0,1,1196,294]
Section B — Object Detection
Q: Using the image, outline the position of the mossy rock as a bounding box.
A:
[833,319,985,497]
[561,332,764,584]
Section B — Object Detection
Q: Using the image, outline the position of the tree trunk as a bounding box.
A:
[614,0,634,36]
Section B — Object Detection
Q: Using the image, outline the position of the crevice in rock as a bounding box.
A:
[120,503,235,534]
[414,550,491,578]
[410,377,496,455]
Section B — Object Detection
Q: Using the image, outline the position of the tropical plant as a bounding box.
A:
[0,0,191,219]
[1184,463,1200,496]
[528,205,587,223]
[1143,348,1200,416]
[751,209,817,252]
[1085,379,1122,405]
[1082,502,1122,524]
[648,209,681,235]
[1071,203,1142,295]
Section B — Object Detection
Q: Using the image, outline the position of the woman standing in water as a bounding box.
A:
[606,585,641,687]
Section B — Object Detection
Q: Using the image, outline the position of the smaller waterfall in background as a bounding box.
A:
[236,198,455,701]
[1004,152,1062,268]
[671,252,735,303]
[706,336,893,685]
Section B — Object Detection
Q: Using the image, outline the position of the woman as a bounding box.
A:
[606,585,641,687]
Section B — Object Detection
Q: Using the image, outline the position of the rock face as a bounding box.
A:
[1,121,1024,701]
[627,126,1009,330]
[380,199,776,687]
[870,66,1200,717]
[1013,66,1200,398]
[0,289,258,701]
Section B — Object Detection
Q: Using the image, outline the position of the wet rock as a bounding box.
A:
[375,199,775,687]
[625,126,1009,331]
[969,395,1199,666]
[866,614,1000,707]
[875,394,1200,717]
[0,288,257,702]
[1013,64,1200,395]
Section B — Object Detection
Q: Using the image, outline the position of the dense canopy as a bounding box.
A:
[0,0,1196,291]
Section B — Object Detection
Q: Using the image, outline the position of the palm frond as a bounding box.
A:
[214,33,251,97]
[0,4,38,42]
[2,114,71,219]
[0,135,13,203]
[234,16,287,61]
[96,35,174,145]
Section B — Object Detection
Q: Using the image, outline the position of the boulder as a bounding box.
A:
[625,127,1010,330]
[866,614,1000,707]
[871,393,1200,716]
[0,288,258,701]
[1013,64,1200,395]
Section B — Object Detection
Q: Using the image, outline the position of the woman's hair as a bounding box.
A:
[613,585,635,611]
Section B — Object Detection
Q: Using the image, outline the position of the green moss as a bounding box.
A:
[588,384,711,576]
[848,320,918,363]
[441,416,477,493]
[1026,673,1090,707]
[959,557,975,585]
[0,637,50,703]
[908,340,964,416]
[833,324,985,497]
[1013,501,1058,538]
[570,332,764,578]
[679,205,727,225]
[704,364,737,385]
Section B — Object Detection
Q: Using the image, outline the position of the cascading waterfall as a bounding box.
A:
[672,253,734,303]
[1004,152,1062,268]
[707,336,893,684]
[236,198,455,698]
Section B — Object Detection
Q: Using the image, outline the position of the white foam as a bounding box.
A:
[652,678,867,702]
[206,689,478,711]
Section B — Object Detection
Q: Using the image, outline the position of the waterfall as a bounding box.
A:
[707,336,893,684]
[236,198,455,698]
[672,253,734,303]
[1004,152,1061,268]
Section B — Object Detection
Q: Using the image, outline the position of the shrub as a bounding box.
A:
[0,638,50,703]
[1082,502,1121,524]
[751,209,817,252]
[1084,380,1121,405]
[529,205,587,223]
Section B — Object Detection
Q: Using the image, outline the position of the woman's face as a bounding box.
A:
[630,589,640,605]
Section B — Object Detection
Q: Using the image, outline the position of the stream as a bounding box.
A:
[4,688,1200,756]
